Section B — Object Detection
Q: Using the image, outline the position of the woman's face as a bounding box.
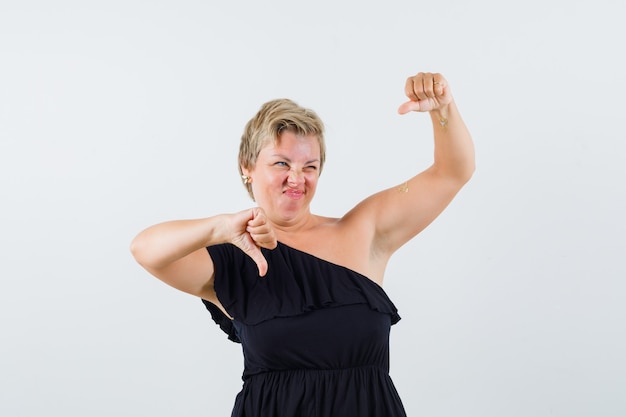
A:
[245,131,321,225]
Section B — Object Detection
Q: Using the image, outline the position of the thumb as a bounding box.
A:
[244,243,269,277]
[253,251,270,277]
[397,100,421,115]
[234,232,270,277]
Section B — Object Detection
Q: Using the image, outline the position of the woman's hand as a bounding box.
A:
[398,72,453,114]
[229,208,277,277]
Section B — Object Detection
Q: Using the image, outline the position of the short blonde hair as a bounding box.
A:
[238,98,326,200]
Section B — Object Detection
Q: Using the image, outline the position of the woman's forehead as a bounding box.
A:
[262,132,321,156]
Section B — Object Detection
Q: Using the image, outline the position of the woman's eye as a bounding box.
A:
[274,161,288,167]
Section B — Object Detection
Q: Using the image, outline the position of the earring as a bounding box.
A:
[242,175,250,184]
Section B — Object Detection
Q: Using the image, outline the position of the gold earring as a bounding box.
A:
[242,175,250,184]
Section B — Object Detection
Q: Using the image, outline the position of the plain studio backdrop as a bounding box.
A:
[1,1,624,416]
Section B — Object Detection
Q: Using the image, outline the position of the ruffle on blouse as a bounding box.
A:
[201,242,400,343]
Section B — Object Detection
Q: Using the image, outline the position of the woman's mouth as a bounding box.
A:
[284,189,304,200]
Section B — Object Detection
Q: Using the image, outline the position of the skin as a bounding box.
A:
[130,72,475,315]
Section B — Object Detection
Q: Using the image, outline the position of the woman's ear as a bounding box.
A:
[240,166,252,185]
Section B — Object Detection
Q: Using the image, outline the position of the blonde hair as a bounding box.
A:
[238,98,326,200]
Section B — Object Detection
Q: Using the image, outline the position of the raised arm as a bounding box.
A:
[357,72,475,257]
[130,208,277,299]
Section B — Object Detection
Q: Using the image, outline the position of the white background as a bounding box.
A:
[1,1,625,416]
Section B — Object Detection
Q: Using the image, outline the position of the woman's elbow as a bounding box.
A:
[129,234,149,267]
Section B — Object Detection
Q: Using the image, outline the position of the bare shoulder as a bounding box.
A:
[283,213,386,285]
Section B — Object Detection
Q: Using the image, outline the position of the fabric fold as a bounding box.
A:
[201,242,400,340]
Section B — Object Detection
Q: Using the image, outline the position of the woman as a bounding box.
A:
[131,72,475,416]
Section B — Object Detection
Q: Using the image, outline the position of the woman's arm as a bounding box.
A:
[130,208,277,298]
[353,72,475,258]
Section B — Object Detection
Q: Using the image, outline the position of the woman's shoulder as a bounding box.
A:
[280,213,384,284]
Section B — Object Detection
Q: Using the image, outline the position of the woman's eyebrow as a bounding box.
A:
[270,154,319,164]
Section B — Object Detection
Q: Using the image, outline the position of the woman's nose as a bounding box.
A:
[288,168,304,185]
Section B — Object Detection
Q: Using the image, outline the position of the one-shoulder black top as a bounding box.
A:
[202,242,407,417]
